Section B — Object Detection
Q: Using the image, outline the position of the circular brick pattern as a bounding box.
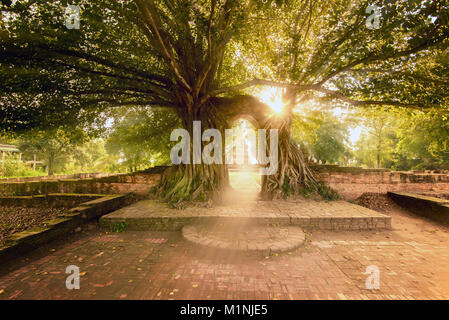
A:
[182,223,305,253]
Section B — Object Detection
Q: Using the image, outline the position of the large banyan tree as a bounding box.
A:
[1,0,448,202]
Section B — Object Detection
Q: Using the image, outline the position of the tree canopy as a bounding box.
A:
[1,0,448,132]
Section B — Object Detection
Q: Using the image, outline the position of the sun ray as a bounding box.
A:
[255,87,284,114]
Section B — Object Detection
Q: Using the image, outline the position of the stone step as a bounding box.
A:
[99,200,391,231]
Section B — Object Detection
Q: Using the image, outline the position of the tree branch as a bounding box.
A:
[135,0,191,92]
[316,34,447,86]
[208,78,429,109]
[312,87,423,109]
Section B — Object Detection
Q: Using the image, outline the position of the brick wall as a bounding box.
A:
[314,165,449,200]
[2,165,449,200]
[0,172,116,183]
[0,172,161,196]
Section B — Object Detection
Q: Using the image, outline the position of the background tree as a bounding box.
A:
[105,107,179,172]
[292,107,352,165]
[394,106,449,170]
[68,139,123,173]
[353,109,397,168]
[18,128,85,175]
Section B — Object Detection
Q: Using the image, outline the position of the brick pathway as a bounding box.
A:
[1,204,449,300]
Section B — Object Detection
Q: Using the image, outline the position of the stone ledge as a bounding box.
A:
[0,193,109,207]
[100,215,391,231]
[388,191,449,226]
[0,173,160,196]
[0,193,132,262]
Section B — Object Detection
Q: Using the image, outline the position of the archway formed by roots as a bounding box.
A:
[226,118,262,202]
[219,95,318,199]
[156,95,319,204]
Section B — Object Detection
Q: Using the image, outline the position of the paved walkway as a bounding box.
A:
[1,204,449,300]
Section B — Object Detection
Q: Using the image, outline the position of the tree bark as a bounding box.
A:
[156,101,230,205]
[48,154,54,176]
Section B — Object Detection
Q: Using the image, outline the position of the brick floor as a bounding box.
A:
[1,203,449,300]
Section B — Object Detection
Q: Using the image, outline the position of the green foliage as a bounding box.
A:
[352,109,398,168]
[352,107,449,171]
[292,106,352,165]
[1,0,448,133]
[18,128,86,175]
[299,181,340,201]
[110,222,128,233]
[393,107,449,170]
[282,178,292,197]
[105,107,180,172]
[69,139,126,173]
[0,153,45,178]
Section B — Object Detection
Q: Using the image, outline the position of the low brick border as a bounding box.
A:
[388,191,449,226]
[0,193,110,207]
[182,224,305,254]
[0,193,132,262]
[0,170,162,197]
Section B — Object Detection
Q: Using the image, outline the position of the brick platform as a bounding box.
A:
[99,199,391,231]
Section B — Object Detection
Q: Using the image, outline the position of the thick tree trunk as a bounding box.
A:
[260,100,317,199]
[157,162,229,205]
[155,102,230,205]
[48,154,54,176]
